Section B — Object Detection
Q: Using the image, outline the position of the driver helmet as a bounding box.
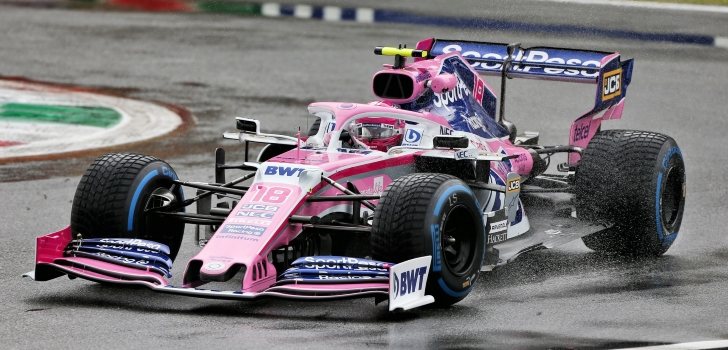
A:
[348,117,405,152]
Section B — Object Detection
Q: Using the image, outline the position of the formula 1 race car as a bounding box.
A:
[25,38,686,311]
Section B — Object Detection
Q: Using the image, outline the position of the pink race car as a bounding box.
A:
[25,38,686,311]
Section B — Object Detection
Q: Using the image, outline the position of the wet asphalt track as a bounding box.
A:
[1,2,728,349]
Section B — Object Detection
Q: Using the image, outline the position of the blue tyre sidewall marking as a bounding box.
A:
[430,183,481,298]
[128,169,159,231]
[655,146,682,247]
[127,164,182,232]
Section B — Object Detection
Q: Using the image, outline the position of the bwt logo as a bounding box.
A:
[392,267,428,299]
[602,69,622,101]
[404,129,422,143]
[265,166,304,177]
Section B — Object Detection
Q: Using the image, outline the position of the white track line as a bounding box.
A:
[613,339,728,350]
[534,0,728,14]
[715,37,728,49]
[0,80,182,159]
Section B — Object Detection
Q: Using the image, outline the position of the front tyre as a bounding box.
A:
[70,153,185,259]
[575,130,686,256]
[371,173,485,306]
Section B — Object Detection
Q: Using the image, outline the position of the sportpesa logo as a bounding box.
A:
[437,44,601,78]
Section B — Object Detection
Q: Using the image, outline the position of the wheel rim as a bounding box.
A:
[441,205,477,276]
[660,165,684,231]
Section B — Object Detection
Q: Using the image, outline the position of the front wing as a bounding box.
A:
[24,226,433,311]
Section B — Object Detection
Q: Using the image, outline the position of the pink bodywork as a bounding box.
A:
[29,40,627,300]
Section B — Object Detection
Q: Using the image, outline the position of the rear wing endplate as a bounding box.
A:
[417,38,634,114]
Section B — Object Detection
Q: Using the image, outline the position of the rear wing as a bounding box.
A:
[416,38,634,114]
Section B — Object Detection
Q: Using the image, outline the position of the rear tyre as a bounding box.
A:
[371,173,485,306]
[575,130,686,256]
[70,153,185,260]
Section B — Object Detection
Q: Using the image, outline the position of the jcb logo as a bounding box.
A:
[507,179,520,192]
[602,68,622,101]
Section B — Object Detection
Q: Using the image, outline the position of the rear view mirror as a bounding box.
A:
[428,74,457,93]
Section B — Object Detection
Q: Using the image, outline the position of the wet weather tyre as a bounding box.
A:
[70,153,185,260]
[575,130,686,256]
[371,173,485,306]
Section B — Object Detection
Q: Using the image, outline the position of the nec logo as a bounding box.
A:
[236,210,274,219]
[391,267,427,299]
[602,68,622,101]
[265,166,304,177]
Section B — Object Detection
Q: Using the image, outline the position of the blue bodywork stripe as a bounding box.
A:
[127,169,158,231]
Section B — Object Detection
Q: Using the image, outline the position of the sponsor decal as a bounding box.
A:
[78,251,171,277]
[373,176,384,194]
[221,224,266,236]
[473,78,485,103]
[438,43,601,78]
[205,262,226,271]
[240,204,279,212]
[325,121,336,133]
[391,266,428,300]
[402,126,424,147]
[336,148,373,154]
[488,232,507,244]
[360,176,385,195]
[232,218,271,226]
[432,76,471,108]
[216,234,259,241]
[465,115,486,131]
[236,210,274,219]
[602,68,622,101]
[455,148,478,160]
[357,122,394,130]
[415,70,432,83]
[264,166,305,177]
[283,268,388,278]
[293,256,391,270]
[439,126,453,135]
[95,238,169,254]
[507,178,520,192]
[573,122,591,142]
[489,219,508,233]
[314,275,374,280]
